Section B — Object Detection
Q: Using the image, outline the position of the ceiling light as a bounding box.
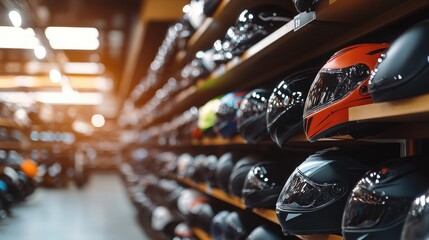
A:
[9,10,22,27]
[34,45,47,59]
[91,114,105,128]
[49,69,61,83]
[45,27,100,50]
[0,26,38,49]
[63,62,105,75]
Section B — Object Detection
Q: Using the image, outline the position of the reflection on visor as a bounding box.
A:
[276,169,346,211]
[242,165,276,193]
[343,177,412,229]
[303,64,370,117]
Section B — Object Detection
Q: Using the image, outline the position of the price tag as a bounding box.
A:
[294,11,316,31]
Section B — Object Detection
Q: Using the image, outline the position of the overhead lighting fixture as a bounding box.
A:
[9,10,22,27]
[0,26,38,49]
[63,62,105,75]
[45,27,100,50]
[49,69,62,83]
[34,45,47,59]
[91,114,105,128]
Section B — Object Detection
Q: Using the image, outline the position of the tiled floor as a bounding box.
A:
[0,171,149,240]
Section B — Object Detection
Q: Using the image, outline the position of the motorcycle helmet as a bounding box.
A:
[224,211,251,240]
[236,88,271,144]
[293,0,318,13]
[152,206,174,231]
[191,154,207,183]
[216,6,292,63]
[197,154,218,187]
[177,153,194,179]
[203,0,222,16]
[276,147,379,235]
[214,91,248,138]
[246,224,288,240]
[191,202,215,232]
[177,189,208,216]
[242,161,295,209]
[267,68,318,147]
[210,210,230,240]
[401,188,429,240]
[198,97,222,137]
[215,152,235,192]
[342,156,429,240]
[369,20,429,102]
[303,43,390,142]
[174,222,197,240]
[228,155,260,197]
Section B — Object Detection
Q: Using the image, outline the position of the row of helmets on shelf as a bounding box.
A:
[0,150,39,220]
[119,156,295,240]
[123,2,305,126]
[138,19,429,146]
[124,145,429,240]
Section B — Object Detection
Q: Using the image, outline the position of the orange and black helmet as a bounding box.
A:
[303,43,389,142]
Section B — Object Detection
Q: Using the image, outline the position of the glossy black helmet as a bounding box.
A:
[228,155,259,197]
[214,6,291,63]
[210,210,230,240]
[276,147,377,235]
[242,161,295,209]
[245,224,288,240]
[267,69,318,147]
[369,20,429,102]
[293,0,318,13]
[342,156,429,240]
[224,211,249,240]
[214,91,248,138]
[401,187,429,240]
[236,88,271,144]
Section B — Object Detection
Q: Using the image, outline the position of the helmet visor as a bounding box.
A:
[342,182,412,229]
[303,64,370,117]
[276,169,346,211]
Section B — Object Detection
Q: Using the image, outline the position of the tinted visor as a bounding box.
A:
[303,64,370,117]
[276,169,346,211]
[242,164,284,194]
[343,181,412,229]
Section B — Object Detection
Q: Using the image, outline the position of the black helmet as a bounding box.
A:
[192,202,215,233]
[342,156,429,240]
[246,224,289,240]
[293,0,318,13]
[228,155,260,197]
[214,91,248,138]
[224,211,249,240]
[401,187,429,240]
[215,152,236,192]
[369,20,429,102]
[236,89,271,144]
[242,161,295,209]
[174,222,197,240]
[276,147,379,235]
[191,154,207,183]
[267,69,317,147]
[203,0,222,16]
[217,6,291,62]
[210,210,230,240]
[203,155,218,187]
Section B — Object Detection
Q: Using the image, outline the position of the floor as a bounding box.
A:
[0,171,150,240]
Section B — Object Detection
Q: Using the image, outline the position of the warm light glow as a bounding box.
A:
[34,45,47,59]
[45,27,99,50]
[91,114,105,128]
[49,69,61,83]
[9,10,22,27]
[0,26,38,49]
[63,62,105,74]
[0,91,103,105]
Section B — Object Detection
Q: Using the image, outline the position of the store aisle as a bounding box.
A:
[0,171,149,240]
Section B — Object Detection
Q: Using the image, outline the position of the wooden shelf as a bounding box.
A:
[0,141,23,150]
[141,0,429,128]
[191,135,247,145]
[192,227,212,240]
[252,208,279,225]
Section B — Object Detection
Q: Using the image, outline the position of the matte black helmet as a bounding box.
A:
[342,156,429,240]
[242,161,295,209]
[215,152,235,192]
[369,20,429,102]
[276,147,378,235]
[267,69,317,147]
[246,224,288,240]
[236,89,271,144]
[228,155,260,197]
